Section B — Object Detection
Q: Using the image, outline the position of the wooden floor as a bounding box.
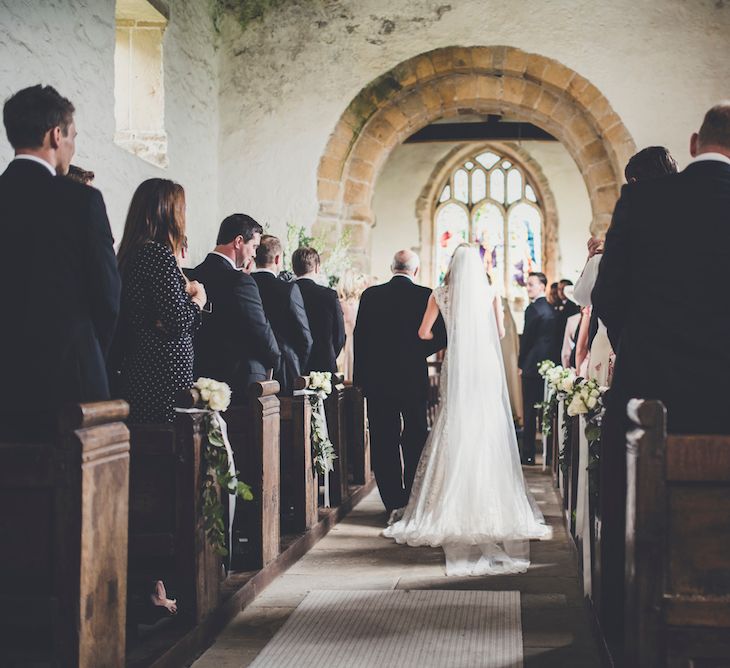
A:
[191,466,603,667]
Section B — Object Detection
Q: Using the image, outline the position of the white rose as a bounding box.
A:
[587,396,598,410]
[567,395,586,417]
[590,388,600,398]
[195,377,210,391]
[200,388,211,401]
[209,389,230,412]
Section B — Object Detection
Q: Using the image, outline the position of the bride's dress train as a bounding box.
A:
[383,246,550,575]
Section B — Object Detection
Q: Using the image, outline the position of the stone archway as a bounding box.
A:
[414,141,561,283]
[315,45,635,271]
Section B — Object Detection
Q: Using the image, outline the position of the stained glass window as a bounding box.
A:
[435,202,469,284]
[432,147,545,324]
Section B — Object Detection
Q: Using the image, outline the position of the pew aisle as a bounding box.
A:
[192,465,603,667]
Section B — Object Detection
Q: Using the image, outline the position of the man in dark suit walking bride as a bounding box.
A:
[353,250,446,517]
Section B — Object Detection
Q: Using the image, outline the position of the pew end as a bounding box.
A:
[0,401,130,667]
[625,398,730,668]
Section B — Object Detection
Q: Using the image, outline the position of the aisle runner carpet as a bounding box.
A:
[249,589,523,668]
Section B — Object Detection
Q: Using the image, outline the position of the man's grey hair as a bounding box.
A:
[391,249,420,274]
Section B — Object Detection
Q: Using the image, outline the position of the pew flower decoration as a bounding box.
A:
[193,377,253,556]
[308,372,337,475]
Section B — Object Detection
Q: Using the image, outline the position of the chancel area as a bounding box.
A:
[0,1,729,667]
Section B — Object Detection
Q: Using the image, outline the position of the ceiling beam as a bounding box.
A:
[404,121,556,143]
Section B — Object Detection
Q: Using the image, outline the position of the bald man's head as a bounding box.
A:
[391,250,420,276]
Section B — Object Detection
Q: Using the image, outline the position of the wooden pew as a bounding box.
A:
[280,377,317,535]
[223,381,281,571]
[344,384,371,486]
[127,399,219,627]
[566,416,580,535]
[324,373,348,506]
[624,399,730,668]
[0,401,130,667]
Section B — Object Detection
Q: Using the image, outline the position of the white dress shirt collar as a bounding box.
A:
[210,250,238,270]
[391,272,415,282]
[690,152,730,166]
[13,154,56,176]
[252,267,277,276]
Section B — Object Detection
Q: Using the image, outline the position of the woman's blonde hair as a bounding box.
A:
[337,269,368,300]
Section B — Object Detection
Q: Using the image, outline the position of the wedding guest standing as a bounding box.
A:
[192,215,280,402]
[113,179,205,423]
[0,85,120,435]
[592,115,729,654]
[336,269,366,383]
[293,247,345,374]
[252,234,311,395]
[518,272,557,465]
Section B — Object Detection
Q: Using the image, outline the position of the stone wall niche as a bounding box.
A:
[114,0,169,168]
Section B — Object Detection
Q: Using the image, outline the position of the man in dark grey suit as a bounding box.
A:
[518,271,557,465]
[252,235,312,395]
[0,85,120,436]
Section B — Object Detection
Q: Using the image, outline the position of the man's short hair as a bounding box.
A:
[292,247,320,276]
[529,272,548,287]
[216,214,263,245]
[255,234,282,267]
[66,164,94,185]
[558,278,573,287]
[3,85,75,149]
[698,102,730,149]
[625,146,678,182]
[391,250,420,274]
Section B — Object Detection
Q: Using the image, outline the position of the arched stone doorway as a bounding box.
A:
[316,45,635,273]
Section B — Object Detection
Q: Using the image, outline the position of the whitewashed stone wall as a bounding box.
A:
[218,0,730,255]
[0,0,219,266]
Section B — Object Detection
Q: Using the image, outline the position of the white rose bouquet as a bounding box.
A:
[537,359,556,377]
[566,378,605,417]
[306,372,337,477]
[192,377,252,556]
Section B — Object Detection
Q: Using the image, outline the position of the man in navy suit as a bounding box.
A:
[192,215,281,403]
[292,247,345,375]
[518,271,558,464]
[0,85,120,435]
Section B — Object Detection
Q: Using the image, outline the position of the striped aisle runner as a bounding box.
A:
[250,589,523,667]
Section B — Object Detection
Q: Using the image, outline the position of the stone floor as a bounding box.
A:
[191,467,604,667]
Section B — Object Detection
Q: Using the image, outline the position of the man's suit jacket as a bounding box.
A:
[519,296,559,378]
[295,277,345,374]
[592,159,730,434]
[252,270,313,395]
[552,298,580,362]
[0,159,120,428]
[192,254,281,401]
[354,275,447,402]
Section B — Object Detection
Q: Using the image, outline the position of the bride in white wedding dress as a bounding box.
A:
[383,244,551,576]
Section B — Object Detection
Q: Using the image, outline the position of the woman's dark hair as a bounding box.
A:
[3,84,75,149]
[216,213,263,245]
[117,178,186,273]
[66,164,95,185]
[624,146,678,183]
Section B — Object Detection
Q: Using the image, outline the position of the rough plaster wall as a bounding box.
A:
[370,140,592,284]
[0,0,219,267]
[219,0,730,243]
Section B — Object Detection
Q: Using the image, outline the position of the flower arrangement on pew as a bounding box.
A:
[308,372,337,476]
[565,377,607,501]
[193,377,253,556]
[537,361,576,440]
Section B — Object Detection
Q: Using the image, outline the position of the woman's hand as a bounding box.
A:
[419,328,434,340]
[188,280,207,310]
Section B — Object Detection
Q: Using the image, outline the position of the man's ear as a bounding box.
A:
[414,266,419,277]
[274,254,281,266]
[690,132,699,158]
[48,126,62,150]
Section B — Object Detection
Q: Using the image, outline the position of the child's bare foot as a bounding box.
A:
[150,580,177,614]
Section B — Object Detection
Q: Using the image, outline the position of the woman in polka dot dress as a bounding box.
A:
[114,178,206,423]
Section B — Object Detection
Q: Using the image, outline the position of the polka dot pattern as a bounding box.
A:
[119,241,201,423]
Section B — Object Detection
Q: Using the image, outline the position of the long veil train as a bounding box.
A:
[383,245,550,575]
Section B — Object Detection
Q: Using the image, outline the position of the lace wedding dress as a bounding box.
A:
[383,245,551,576]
